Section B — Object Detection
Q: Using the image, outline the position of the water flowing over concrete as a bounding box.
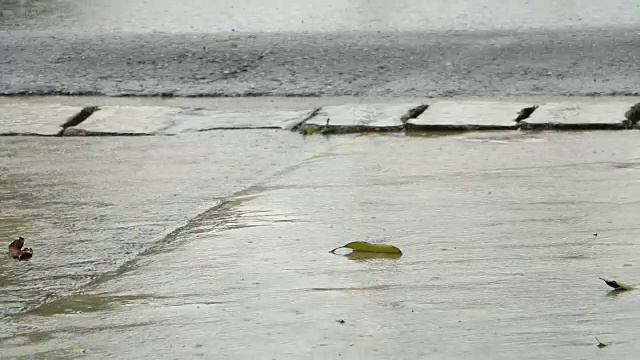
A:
[4,131,640,359]
[3,1,640,358]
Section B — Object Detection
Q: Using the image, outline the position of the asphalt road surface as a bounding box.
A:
[0,0,639,97]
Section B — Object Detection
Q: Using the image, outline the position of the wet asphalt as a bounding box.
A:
[1,0,639,97]
[1,29,639,97]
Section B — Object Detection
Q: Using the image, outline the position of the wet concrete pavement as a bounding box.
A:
[2,96,639,136]
[0,130,332,318]
[4,131,640,359]
[3,1,640,358]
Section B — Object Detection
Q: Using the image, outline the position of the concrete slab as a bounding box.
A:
[406,101,527,131]
[520,101,632,130]
[165,107,317,133]
[0,103,83,136]
[73,106,180,135]
[302,103,421,133]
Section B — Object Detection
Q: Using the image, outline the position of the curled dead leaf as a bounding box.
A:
[8,236,33,261]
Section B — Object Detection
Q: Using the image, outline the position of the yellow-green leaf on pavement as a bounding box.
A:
[346,251,402,261]
[330,241,402,255]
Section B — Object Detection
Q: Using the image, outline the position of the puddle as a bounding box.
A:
[25,294,151,317]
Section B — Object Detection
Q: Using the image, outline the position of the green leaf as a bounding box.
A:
[300,127,315,136]
[346,251,402,261]
[330,241,402,255]
[599,277,633,291]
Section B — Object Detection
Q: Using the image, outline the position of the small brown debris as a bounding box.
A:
[595,337,607,348]
[625,102,640,125]
[8,236,33,261]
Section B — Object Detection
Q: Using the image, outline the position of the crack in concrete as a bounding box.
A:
[405,123,517,132]
[518,122,628,131]
[300,124,404,135]
[289,107,322,131]
[61,128,158,137]
[197,126,282,132]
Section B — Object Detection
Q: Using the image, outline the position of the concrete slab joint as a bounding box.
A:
[3,99,640,137]
[296,103,427,134]
[400,104,430,125]
[514,105,539,124]
[289,107,322,132]
[0,103,92,136]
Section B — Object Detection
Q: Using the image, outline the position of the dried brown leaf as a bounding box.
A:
[8,236,33,261]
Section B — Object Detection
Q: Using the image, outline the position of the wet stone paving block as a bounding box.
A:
[72,106,181,135]
[520,101,633,130]
[165,107,317,133]
[406,101,528,131]
[0,103,85,136]
[305,103,421,131]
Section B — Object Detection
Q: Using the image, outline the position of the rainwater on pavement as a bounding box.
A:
[3,131,640,359]
[2,0,640,359]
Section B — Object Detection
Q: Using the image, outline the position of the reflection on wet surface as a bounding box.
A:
[4,131,640,359]
[2,0,639,33]
[2,3,639,98]
[24,294,152,317]
[0,130,336,319]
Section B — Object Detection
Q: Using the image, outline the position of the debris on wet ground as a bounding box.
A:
[8,236,33,261]
[624,102,640,126]
[330,241,402,255]
[595,338,608,348]
[300,126,317,136]
[599,277,633,291]
[299,118,330,136]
